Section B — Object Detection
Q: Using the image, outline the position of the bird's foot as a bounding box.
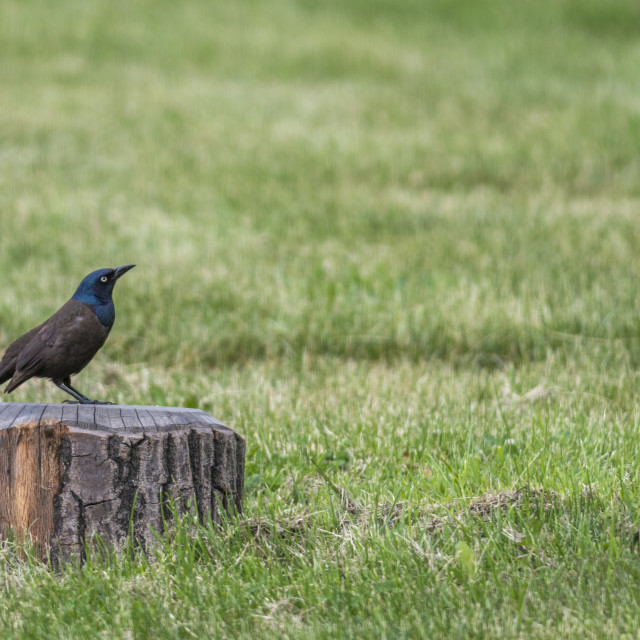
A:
[63,399,115,405]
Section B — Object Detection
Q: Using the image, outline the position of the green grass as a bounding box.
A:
[1,0,640,637]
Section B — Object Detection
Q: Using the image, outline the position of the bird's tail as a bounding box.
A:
[0,363,14,387]
[4,373,27,394]
[1,360,22,393]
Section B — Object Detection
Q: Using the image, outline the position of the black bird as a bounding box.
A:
[0,265,135,404]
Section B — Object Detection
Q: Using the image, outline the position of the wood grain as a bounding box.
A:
[0,403,245,562]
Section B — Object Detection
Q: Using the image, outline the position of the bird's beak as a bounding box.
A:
[113,264,136,280]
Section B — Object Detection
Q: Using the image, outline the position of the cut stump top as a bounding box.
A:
[0,402,232,433]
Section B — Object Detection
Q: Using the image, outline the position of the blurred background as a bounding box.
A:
[1,0,639,390]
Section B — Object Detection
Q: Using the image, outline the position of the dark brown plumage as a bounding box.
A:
[0,265,134,404]
[0,300,109,394]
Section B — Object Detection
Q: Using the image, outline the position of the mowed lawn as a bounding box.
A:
[1,0,640,637]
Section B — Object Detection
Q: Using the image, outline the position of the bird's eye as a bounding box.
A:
[100,276,108,283]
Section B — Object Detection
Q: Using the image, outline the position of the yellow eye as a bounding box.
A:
[100,276,108,283]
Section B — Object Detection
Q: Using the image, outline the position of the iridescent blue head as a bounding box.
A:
[71,265,135,328]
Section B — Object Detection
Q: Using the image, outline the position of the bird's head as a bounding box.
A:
[72,265,136,305]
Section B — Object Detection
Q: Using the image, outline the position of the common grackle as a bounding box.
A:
[0,265,135,404]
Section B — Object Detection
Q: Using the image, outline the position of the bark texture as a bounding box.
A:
[0,403,244,562]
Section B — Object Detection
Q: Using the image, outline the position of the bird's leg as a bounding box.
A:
[63,379,93,402]
[54,380,89,403]
[55,378,114,405]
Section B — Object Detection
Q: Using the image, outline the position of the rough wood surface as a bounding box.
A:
[0,403,244,562]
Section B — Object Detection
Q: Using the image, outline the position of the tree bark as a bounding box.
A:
[0,403,244,563]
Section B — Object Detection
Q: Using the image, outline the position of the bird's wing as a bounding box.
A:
[9,324,61,383]
[5,300,108,392]
[0,323,46,384]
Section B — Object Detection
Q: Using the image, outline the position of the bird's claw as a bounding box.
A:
[63,399,114,405]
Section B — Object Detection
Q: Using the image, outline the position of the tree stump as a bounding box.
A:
[0,402,245,562]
